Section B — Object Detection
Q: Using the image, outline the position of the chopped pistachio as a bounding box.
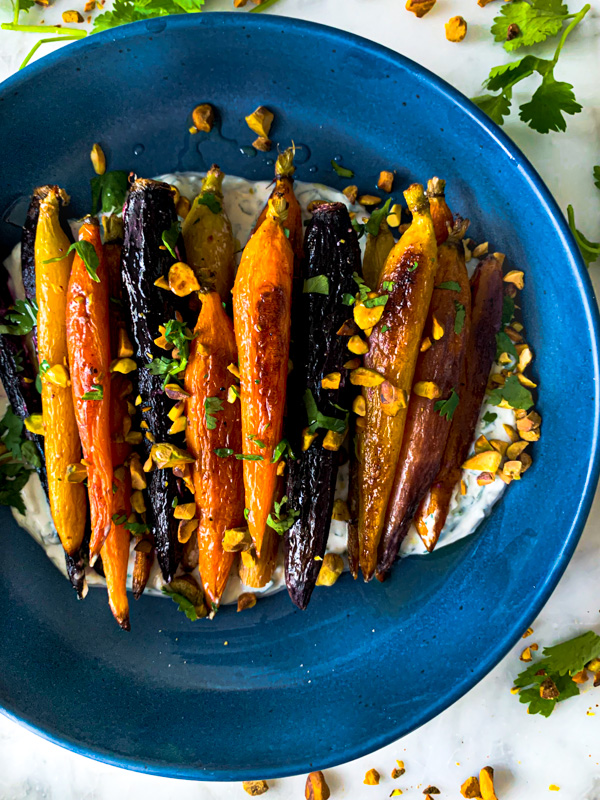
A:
[244,106,274,138]
[191,103,214,133]
[352,395,366,416]
[65,462,87,483]
[237,592,257,612]
[350,367,385,387]
[223,527,252,553]
[432,316,444,340]
[413,380,441,399]
[462,451,502,472]
[321,372,341,390]
[377,170,394,193]
[322,430,345,451]
[90,142,106,174]
[342,185,358,204]
[168,262,200,297]
[348,334,369,355]
[331,499,351,521]
[110,357,137,374]
[504,270,525,289]
[24,413,44,436]
[178,517,199,544]
[445,15,468,41]
[173,502,196,520]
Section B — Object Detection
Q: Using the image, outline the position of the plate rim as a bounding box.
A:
[1,10,599,781]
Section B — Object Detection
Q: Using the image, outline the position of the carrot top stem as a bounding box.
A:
[404,183,429,215]
[427,177,446,198]
[274,146,296,178]
[267,194,289,223]
[202,164,225,196]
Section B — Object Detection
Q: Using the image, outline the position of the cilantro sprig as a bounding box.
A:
[0,299,38,336]
[514,630,600,717]
[567,165,600,268]
[0,407,40,515]
[267,495,300,535]
[91,170,129,215]
[472,2,590,133]
[434,389,460,421]
[45,241,100,283]
[488,374,534,410]
[92,0,205,33]
[303,389,349,435]
[204,397,223,431]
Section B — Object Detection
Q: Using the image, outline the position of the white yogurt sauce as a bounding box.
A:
[2,172,515,604]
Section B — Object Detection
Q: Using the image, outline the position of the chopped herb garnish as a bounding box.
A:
[483,411,498,424]
[244,508,250,520]
[381,324,390,333]
[488,374,534,410]
[90,170,129,215]
[271,438,295,463]
[454,301,466,334]
[214,447,234,458]
[514,630,600,717]
[235,453,264,461]
[247,434,267,449]
[303,388,349,435]
[161,220,181,260]
[196,192,221,215]
[204,396,223,430]
[331,160,354,179]
[254,379,260,385]
[82,384,103,401]
[502,295,516,326]
[161,587,202,622]
[364,293,389,309]
[363,198,392,237]
[267,494,300,534]
[45,241,100,283]
[434,388,460,421]
[352,272,371,303]
[111,512,127,525]
[303,275,330,295]
[124,520,149,535]
[0,407,38,514]
[0,298,38,336]
[382,280,396,292]
[436,280,461,292]
[342,293,356,306]
[496,330,518,360]
[408,260,418,272]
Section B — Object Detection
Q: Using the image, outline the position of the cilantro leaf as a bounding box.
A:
[542,631,600,676]
[567,204,600,267]
[303,389,349,435]
[204,396,223,431]
[196,192,221,215]
[124,520,150,535]
[519,75,582,134]
[1,408,24,458]
[364,198,392,237]
[502,295,516,326]
[303,275,330,295]
[594,166,600,191]
[271,438,295,463]
[92,0,204,33]
[342,293,356,306]
[44,241,100,283]
[235,453,264,461]
[214,448,234,458]
[488,374,533,410]
[434,389,460,421]
[471,93,512,126]
[436,281,461,292]
[483,411,498,424]
[331,160,354,179]
[491,0,568,52]
[161,587,202,621]
[90,170,129,215]
[454,302,466,334]
[20,440,41,469]
[161,220,181,260]
[82,384,103,401]
[267,495,300,534]
[496,330,518,360]
[486,55,549,93]
[0,298,38,336]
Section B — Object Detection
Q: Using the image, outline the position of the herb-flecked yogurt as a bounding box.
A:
[1,172,515,604]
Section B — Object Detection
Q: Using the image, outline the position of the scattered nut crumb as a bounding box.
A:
[84,0,95,10]
[192,103,214,133]
[343,185,358,204]
[473,241,488,258]
[445,15,468,42]
[390,792,403,797]
[243,780,269,796]
[520,646,532,662]
[477,0,496,6]
[423,788,440,795]
[392,761,405,778]
[461,776,481,798]
[405,0,436,17]
[245,106,274,138]
[316,553,344,587]
[90,143,106,175]
[479,767,498,800]
[62,9,83,21]
[364,768,381,786]
[305,770,331,800]
[237,592,256,612]
[253,136,272,152]
[549,786,560,792]
[234,0,249,6]
[507,22,521,40]
[378,170,394,193]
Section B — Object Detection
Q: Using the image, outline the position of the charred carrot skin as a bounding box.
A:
[66,219,113,562]
[414,253,504,551]
[428,177,454,246]
[377,221,471,576]
[35,187,87,557]
[185,292,244,609]
[284,202,362,609]
[255,148,303,276]
[358,184,438,581]
[233,194,293,557]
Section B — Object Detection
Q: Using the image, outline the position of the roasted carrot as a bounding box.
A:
[414,253,504,551]
[182,166,236,302]
[255,147,303,275]
[363,219,395,289]
[185,291,244,609]
[358,184,438,581]
[377,219,471,577]
[35,187,86,556]
[428,177,454,246]
[102,463,131,630]
[66,218,113,563]
[233,194,293,557]
[239,524,279,589]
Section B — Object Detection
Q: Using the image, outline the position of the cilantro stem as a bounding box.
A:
[18,34,84,69]
[551,3,590,66]
[1,22,87,35]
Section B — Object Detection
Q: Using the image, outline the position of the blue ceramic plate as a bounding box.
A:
[0,13,598,781]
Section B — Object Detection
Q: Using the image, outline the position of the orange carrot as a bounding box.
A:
[66,218,113,563]
[185,291,244,609]
[233,194,293,557]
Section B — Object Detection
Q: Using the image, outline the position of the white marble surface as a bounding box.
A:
[1,1,600,797]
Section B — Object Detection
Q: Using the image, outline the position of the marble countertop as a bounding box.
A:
[1,0,600,797]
